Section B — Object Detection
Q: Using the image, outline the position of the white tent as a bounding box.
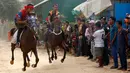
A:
[73,0,112,18]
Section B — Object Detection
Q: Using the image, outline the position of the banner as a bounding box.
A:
[73,0,112,18]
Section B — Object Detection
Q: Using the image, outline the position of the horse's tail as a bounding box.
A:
[10,28,17,36]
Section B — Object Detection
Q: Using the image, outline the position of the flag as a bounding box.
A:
[73,0,112,18]
[34,0,49,8]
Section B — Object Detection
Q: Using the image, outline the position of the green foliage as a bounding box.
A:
[0,0,21,20]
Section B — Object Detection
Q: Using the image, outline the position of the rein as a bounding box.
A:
[49,29,62,35]
[24,25,36,40]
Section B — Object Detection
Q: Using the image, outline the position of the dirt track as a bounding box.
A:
[0,39,129,73]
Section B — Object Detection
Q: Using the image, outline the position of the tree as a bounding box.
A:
[0,0,21,20]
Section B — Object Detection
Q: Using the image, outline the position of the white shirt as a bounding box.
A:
[93,29,105,47]
[66,25,71,32]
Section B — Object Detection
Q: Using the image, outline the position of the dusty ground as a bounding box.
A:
[0,39,129,73]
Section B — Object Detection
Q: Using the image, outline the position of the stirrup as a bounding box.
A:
[15,42,20,48]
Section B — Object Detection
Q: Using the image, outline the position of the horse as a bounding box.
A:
[44,19,67,63]
[10,26,39,71]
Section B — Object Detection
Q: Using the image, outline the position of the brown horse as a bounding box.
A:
[10,26,39,71]
[44,19,67,63]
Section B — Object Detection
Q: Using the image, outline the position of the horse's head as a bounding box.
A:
[52,19,62,33]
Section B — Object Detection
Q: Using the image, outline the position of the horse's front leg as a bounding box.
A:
[46,43,52,63]
[51,48,54,61]
[22,53,27,71]
[60,43,67,63]
[10,43,16,65]
[26,54,30,67]
[32,48,39,68]
[54,48,57,60]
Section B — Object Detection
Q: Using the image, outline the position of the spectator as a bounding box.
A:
[109,17,118,69]
[125,16,130,71]
[65,21,73,48]
[66,21,73,38]
[92,21,105,68]
[116,20,127,71]
[89,20,97,61]
[124,17,130,49]
[100,17,110,66]
[63,21,68,33]
[85,22,93,59]
[73,24,79,56]
[72,31,78,55]
[76,18,83,56]
[81,19,87,56]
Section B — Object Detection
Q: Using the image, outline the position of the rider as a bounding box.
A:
[15,4,34,46]
[44,4,66,44]
[47,4,60,29]
[27,11,39,40]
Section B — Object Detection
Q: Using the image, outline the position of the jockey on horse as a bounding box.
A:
[46,4,59,29]
[44,4,68,63]
[45,4,66,43]
[10,4,39,71]
[13,4,34,47]
[44,4,67,47]
[44,4,60,42]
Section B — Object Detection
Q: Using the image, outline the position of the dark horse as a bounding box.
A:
[10,26,39,71]
[44,19,67,63]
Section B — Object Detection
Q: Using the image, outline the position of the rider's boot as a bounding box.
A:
[16,42,20,48]
[16,34,20,48]
[16,28,23,48]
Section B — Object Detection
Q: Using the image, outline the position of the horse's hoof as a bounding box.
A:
[49,60,52,63]
[22,68,26,71]
[27,62,30,67]
[51,57,54,61]
[32,64,37,68]
[55,56,57,60]
[61,59,64,63]
[10,60,14,65]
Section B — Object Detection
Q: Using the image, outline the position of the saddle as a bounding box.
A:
[11,26,37,45]
[11,30,22,45]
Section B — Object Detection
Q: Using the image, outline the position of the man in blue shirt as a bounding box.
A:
[109,17,118,69]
